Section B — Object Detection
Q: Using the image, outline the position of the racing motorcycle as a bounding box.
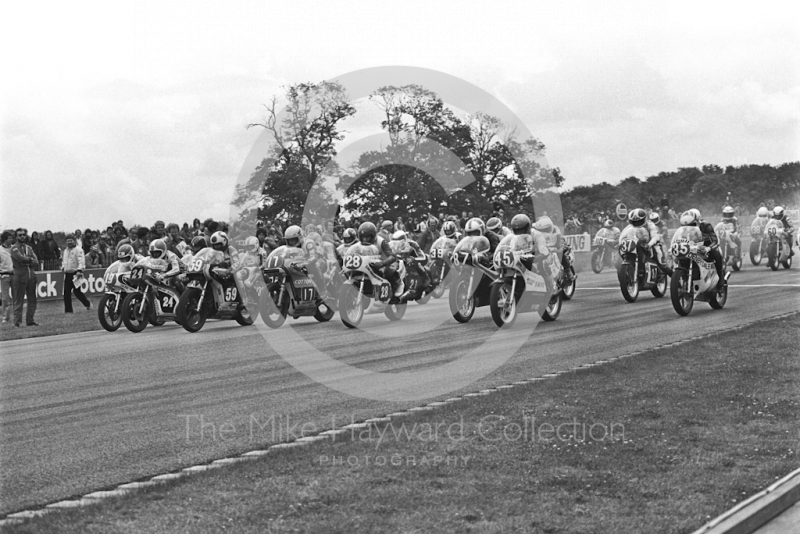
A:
[258,245,335,328]
[616,227,668,303]
[590,235,619,274]
[448,235,499,323]
[749,223,768,266]
[338,243,407,328]
[427,235,458,298]
[714,222,742,272]
[174,248,255,332]
[669,226,729,316]
[488,234,563,327]
[121,265,183,332]
[390,239,433,306]
[765,219,793,270]
[98,262,138,332]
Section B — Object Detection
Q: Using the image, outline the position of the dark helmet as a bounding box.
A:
[191,236,207,253]
[628,208,647,227]
[342,227,357,245]
[510,214,531,235]
[358,222,377,245]
[486,217,502,232]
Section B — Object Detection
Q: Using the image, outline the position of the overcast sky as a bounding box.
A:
[1,0,798,231]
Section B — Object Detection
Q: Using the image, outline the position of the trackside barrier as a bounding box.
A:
[564,233,591,252]
[18,268,108,302]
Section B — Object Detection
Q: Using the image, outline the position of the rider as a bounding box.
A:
[532,215,576,282]
[648,212,671,269]
[625,209,673,276]
[236,236,264,289]
[106,244,145,278]
[378,220,395,242]
[595,220,619,247]
[683,209,725,288]
[390,230,430,297]
[441,220,461,242]
[208,230,249,306]
[720,205,742,257]
[284,225,330,300]
[136,238,184,293]
[486,217,511,238]
[751,206,771,235]
[358,222,403,297]
[336,228,358,267]
[771,206,795,257]
[508,214,554,293]
[465,217,498,262]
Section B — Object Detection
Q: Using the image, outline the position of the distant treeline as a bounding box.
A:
[561,162,800,217]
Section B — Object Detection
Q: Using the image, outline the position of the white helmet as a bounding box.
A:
[464,217,485,237]
[244,236,259,253]
[689,208,702,221]
[391,230,407,241]
[757,206,769,218]
[680,211,697,226]
[533,216,554,233]
[209,231,228,251]
[284,225,303,247]
[773,206,785,219]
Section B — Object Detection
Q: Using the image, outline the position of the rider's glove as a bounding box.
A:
[370,261,383,270]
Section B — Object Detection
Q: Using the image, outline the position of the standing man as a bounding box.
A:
[10,228,39,327]
[0,231,14,323]
[62,234,91,313]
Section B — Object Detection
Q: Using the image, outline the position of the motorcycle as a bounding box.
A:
[488,234,563,327]
[98,262,138,332]
[714,222,742,272]
[427,236,458,298]
[765,219,793,271]
[338,243,406,328]
[258,245,335,328]
[448,236,499,323]
[590,236,619,274]
[390,240,433,306]
[749,224,768,266]
[669,226,729,316]
[616,227,668,303]
[555,244,577,301]
[174,248,255,332]
[121,265,183,332]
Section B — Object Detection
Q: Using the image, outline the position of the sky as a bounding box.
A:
[1,0,798,231]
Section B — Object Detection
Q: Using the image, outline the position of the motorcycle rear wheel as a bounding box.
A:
[449,275,475,323]
[560,266,576,301]
[489,281,517,328]
[121,292,148,333]
[176,287,207,333]
[670,268,694,316]
[235,306,255,326]
[314,302,335,322]
[98,293,123,332]
[384,302,407,321]
[782,252,792,269]
[651,272,668,298]
[749,241,762,265]
[539,292,562,322]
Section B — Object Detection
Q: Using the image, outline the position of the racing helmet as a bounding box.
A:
[117,244,134,263]
[391,230,407,241]
[307,232,323,247]
[722,206,735,220]
[358,222,377,245]
[486,217,502,232]
[510,214,531,235]
[464,217,485,237]
[284,225,303,248]
[191,236,207,253]
[604,219,615,228]
[773,206,785,219]
[689,208,702,221]
[442,221,457,238]
[149,238,167,259]
[649,212,661,225]
[680,211,698,226]
[342,228,357,245]
[757,206,769,218]
[628,209,647,227]
[533,216,554,233]
[381,220,394,232]
[209,231,228,252]
[244,236,259,254]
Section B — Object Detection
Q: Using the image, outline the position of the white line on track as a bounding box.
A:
[728,284,800,288]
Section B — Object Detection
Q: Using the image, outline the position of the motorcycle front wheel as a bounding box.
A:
[98,293,123,332]
[591,249,603,274]
[384,302,407,321]
[539,292,562,322]
[259,286,288,329]
[121,292,148,333]
[618,263,640,303]
[176,287,208,333]
[670,268,694,316]
[749,241,762,265]
[449,275,475,323]
[767,243,779,271]
[709,282,728,309]
[561,266,576,301]
[235,306,255,326]
[313,301,335,322]
[489,281,517,328]
[340,285,365,329]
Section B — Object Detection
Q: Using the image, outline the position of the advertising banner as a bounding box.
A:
[21,268,109,302]
[564,233,591,252]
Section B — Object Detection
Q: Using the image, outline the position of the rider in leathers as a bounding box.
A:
[720,206,742,257]
[502,214,554,293]
[390,230,430,297]
[284,226,330,301]
[134,238,184,293]
[358,222,403,297]
[772,206,795,257]
[684,209,725,288]
[532,215,577,282]
[623,209,673,276]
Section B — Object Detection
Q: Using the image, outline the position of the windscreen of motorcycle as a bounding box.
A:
[344,243,381,257]
[389,239,413,255]
[453,235,490,255]
[670,226,702,246]
[193,247,225,264]
[764,219,785,232]
[496,233,532,252]
[619,225,649,242]
[430,236,457,254]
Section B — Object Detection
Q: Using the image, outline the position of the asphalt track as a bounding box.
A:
[1,264,798,515]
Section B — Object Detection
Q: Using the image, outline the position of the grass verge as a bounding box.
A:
[0,297,102,342]
[5,315,800,534]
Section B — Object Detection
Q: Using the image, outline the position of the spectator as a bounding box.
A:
[165,223,183,256]
[10,227,39,327]
[151,220,166,242]
[73,229,83,251]
[114,226,149,257]
[85,246,102,268]
[82,228,93,254]
[62,234,91,313]
[416,221,432,253]
[0,230,14,323]
[29,231,43,265]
